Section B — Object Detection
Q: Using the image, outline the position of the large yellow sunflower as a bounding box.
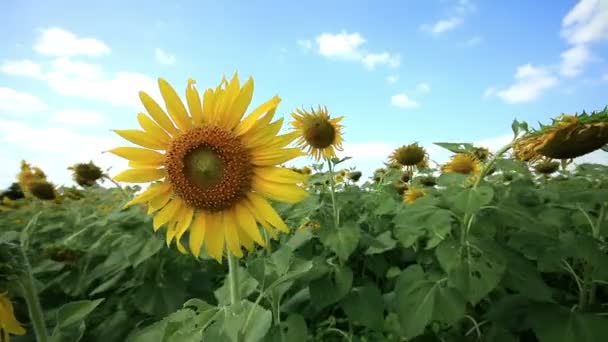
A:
[291,105,344,160]
[109,74,309,262]
[0,292,26,342]
[441,153,481,175]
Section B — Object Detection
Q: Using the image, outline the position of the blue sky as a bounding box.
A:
[1,0,607,188]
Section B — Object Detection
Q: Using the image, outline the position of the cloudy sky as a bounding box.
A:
[1,0,607,188]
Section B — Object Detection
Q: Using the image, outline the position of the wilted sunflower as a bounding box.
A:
[403,187,425,205]
[441,153,481,175]
[533,160,560,175]
[0,292,26,341]
[390,143,429,173]
[291,105,344,160]
[17,161,47,197]
[69,161,104,187]
[513,109,608,162]
[28,180,57,200]
[109,74,309,262]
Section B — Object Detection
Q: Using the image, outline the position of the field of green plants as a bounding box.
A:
[2,98,608,341]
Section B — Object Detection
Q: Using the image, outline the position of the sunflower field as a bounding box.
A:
[2,75,608,342]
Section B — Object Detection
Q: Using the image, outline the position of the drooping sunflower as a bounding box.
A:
[403,187,425,205]
[291,105,344,160]
[17,161,47,197]
[390,143,429,173]
[0,292,26,341]
[69,161,104,187]
[109,74,309,262]
[533,160,560,175]
[441,153,481,175]
[513,109,608,162]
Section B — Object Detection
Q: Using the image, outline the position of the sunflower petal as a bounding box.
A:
[108,147,165,164]
[245,192,289,233]
[153,198,183,231]
[137,113,171,144]
[237,225,255,252]
[113,129,167,150]
[204,213,225,263]
[226,76,254,130]
[252,177,309,203]
[129,160,164,168]
[147,190,172,214]
[139,91,178,135]
[223,210,243,258]
[252,148,305,166]
[113,168,165,183]
[240,113,281,147]
[158,78,192,131]
[186,79,204,125]
[234,202,265,246]
[254,167,307,183]
[202,88,217,123]
[235,95,281,136]
[189,213,207,257]
[123,182,171,208]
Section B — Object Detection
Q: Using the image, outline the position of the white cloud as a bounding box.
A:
[391,93,419,108]
[386,75,399,84]
[49,109,107,125]
[155,48,176,65]
[422,17,464,34]
[492,64,558,103]
[312,31,400,69]
[0,119,126,187]
[416,82,431,93]
[34,27,111,57]
[561,0,608,46]
[560,44,591,77]
[0,59,44,78]
[0,88,48,116]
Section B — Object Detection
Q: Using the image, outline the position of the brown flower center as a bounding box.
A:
[392,145,426,166]
[164,126,253,211]
[304,119,336,148]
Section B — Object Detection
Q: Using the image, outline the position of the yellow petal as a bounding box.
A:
[137,113,171,144]
[237,224,255,252]
[202,88,217,123]
[123,182,171,208]
[153,198,183,231]
[139,91,178,135]
[158,78,192,131]
[113,168,165,183]
[225,76,254,130]
[223,210,243,258]
[189,212,207,257]
[235,95,281,136]
[167,204,193,245]
[186,79,204,125]
[234,202,265,246]
[252,177,309,203]
[254,167,307,183]
[214,73,240,125]
[240,115,282,149]
[129,160,164,168]
[176,240,189,254]
[147,190,172,214]
[108,147,165,164]
[252,148,305,166]
[245,192,289,233]
[204,213,225,263]
[113,129,167,150]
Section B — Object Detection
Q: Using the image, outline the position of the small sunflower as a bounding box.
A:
[403,187,425,205]
[335,175,345,183]
[291,105,344,160]
[390,143,429,173]
[109,74,309,262]
[0,292,26,341]
[513,109,608,162]
[69,161,104,187]
[28,180,57,200]
[533,160,560,175]
[441,153,481,175]
[339,169,348,178]
[300,166,312,175]
[472,147,491,162]
[17,161,47,197]
[347,171,362,182]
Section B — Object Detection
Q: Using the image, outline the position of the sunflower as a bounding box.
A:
[69,161,104,187]
[533,160,560,175]
[347,171,362,182]
[441,153,481,175]
[403,187,425,205]
[513,109,608,162]
[109,74,309,262]
[390,143,429,173]
[0,292,26,341]
[28,180,57,200]
[17,161,47,197]
[291,105,344,160]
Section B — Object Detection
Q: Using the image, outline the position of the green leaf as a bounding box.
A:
[50,321,86,342]
[309,265,353,310]
[341,284,385,330]
[54,298,105,328]
[500,247,553,302]
[395,272,466,339]
[284,229,314,250]
[215,267,259,305]
[284,314,308,342]
[393,206,452,248]
[365,231,397,255]
[318,223,361,261]
[511,119,528,138]
[222,301,272,342]
[436,173,469,187]
[451,185,494,216]
[436,238,506,305]
[527,303,608,342]
[433,142,475,154]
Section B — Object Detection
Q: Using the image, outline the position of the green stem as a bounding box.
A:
[227,250,240,306]
[326,158,340,228]
[103,175,128,198]
[19,248,49,342]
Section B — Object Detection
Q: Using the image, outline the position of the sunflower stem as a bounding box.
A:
[103,175,128,198]
[326,158,340,228]
[18,247,50,342]
[227,249,240,306]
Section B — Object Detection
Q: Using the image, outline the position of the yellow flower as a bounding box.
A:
[0,292,26,341]
[17,161,47,197]
[403,187,425,204]
[109,74,309,262]
[390,143,428,173]
[291,105,344,160]
[338,169,348,178]
[441,153,481,175]
[513,110,608,162]
[335,175,344,183]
